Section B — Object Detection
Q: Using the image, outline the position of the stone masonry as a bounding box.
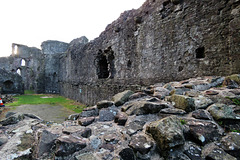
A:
[59,0,240,105]
[0,68,24,94]
[0,41,69,94]
[0,0,239,104]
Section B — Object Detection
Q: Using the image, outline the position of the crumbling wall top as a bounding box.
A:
[12,43,42,58]
[41,40,69,55]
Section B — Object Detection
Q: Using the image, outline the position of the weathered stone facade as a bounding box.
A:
[0,43,43,93]
[0,0,239,104]
[0,41,69,94]
[59,0,240,105]
[41,40,69,94]
[0,69,24,94]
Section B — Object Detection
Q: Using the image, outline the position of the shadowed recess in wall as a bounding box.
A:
[96,50,109,79]
[196,47,205,59]
[95,47,115,79]
[3,80,14,93]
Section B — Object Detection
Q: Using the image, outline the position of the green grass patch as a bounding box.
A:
[24,90,35,94]
[8,94,85,113]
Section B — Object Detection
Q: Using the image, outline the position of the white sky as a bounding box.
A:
[0,0,145,57]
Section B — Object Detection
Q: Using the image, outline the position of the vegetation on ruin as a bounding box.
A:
[226,97,240,106]
[231,98,240,106]
[180,119,186,125]
[231,129,240,133]
[8,90,85,113]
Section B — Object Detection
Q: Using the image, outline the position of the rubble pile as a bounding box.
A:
[0,74,239,160]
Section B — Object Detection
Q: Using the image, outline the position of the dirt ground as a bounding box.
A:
[0,104,76,123]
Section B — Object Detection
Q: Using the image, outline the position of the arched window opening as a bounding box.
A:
[21,59,26,66]
[17,68,21,76]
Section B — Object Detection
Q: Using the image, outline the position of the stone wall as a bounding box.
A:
[0,41,69,94]
[59,0,240,105]
[0,0,239,104]
[0,68,24,94]
[41,40,69,94]
[0,43,44,92]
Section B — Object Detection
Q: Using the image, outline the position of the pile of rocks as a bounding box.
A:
[0,74,239,160]
[1,94,15,103]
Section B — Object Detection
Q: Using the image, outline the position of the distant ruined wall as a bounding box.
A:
[0,0,239,104]
[0,43,44,92]
[59,0,240,105]
[0,68,24,94]
[0,41,68,94]
[41,40,69,94]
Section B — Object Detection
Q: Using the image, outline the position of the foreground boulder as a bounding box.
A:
[55,135,87,157]
[113,90,134,106]
[193,96,214,109]
[219,132,240,159]
[0,117,40,160]
[126,120,146,136]
[202,143,237,160]
[0,113,25,126]
[170,94,196,112]
[147,115,184,150]
[80,106,99,117]
[129,134,153,154]
[78,117,95,126]
[124,100,168,116]
[207,103,239,120]
[114,112,128,125]
[184,118,222,145]
[183,141,202,160]
[33,130,60,159]
[96,100,114,109]
[119,148,136,160]
[223,74,240,87]
[192,109,212,120]
[153,87,170,99]
[99,106,118,121]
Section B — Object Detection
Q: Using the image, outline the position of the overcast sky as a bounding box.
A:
[0,0,145,57]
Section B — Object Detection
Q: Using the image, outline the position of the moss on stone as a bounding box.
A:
[17,133,35,151]
[223,74,240,86]
[170,94,195,112]
[147,115,184,150]
[207,104,236,120]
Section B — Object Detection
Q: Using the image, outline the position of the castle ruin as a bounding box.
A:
[0,0,239,105]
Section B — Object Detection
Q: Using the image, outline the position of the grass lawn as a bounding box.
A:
[8,90,85,113]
